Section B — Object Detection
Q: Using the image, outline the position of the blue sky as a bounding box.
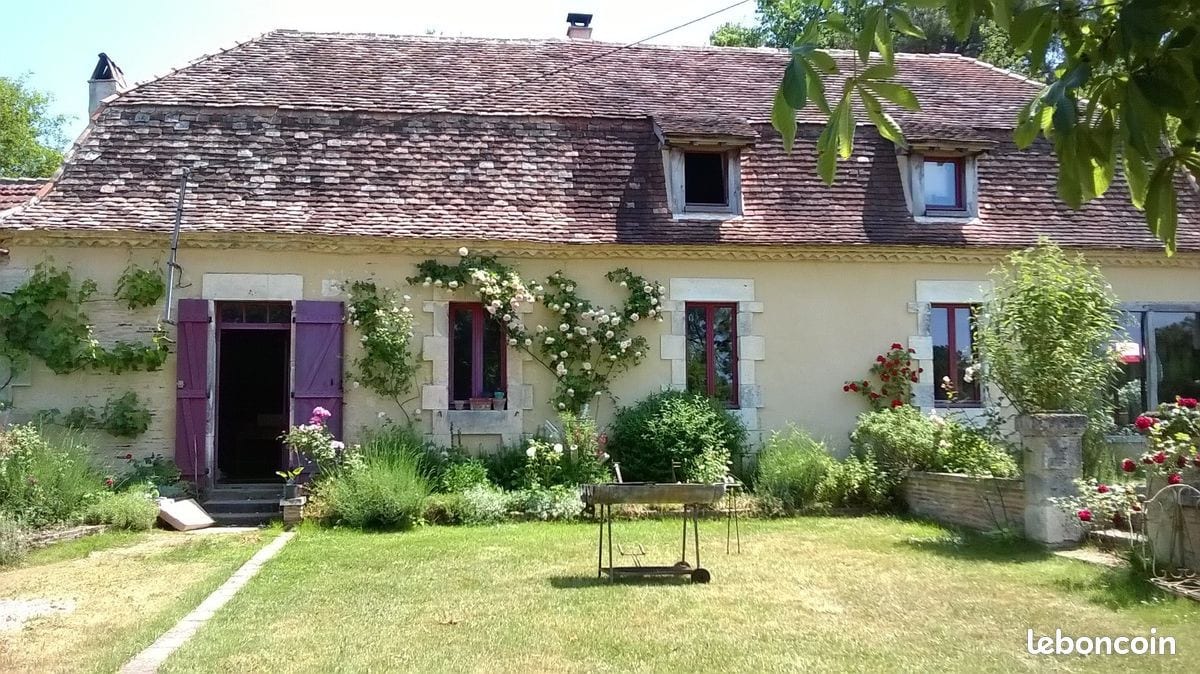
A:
[1,0,757,141]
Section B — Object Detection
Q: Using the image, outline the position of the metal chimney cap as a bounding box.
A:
[566,13,593,27]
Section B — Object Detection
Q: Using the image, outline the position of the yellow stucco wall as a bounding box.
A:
[2,240,1197,473]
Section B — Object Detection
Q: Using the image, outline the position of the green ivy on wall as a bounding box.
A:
[0,263,170,390]
[37,391,153,438]
[345,280,419,419]
[114,263,166,310]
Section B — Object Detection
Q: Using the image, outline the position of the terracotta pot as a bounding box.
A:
[492,398,507,411]
[469,398,492,411]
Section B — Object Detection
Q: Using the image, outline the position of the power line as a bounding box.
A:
[439,0,755,111]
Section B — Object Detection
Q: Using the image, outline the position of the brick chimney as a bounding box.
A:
[566,13,593,40]
[88,53,127,116]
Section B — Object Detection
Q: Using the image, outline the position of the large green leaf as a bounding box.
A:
[805,49,838,74]
[1011,4,1054,52]
[835,97,855,158]
[889,8,926,39]
[817,122,838,185]
[946,0,977,41]
[1055,131,1085,208]
[861,81,921,111]
[991,0,1013,31]
[1121,79,1162,157]
[772,89,798,153]
[1014,95,1044,148]
[861,89,905,146]
[874,12,894,65]
[780,60,808,109]
[805,64,832,114]
[856,7,882,64]
[1145,158,1179,255]
[1122,144,1151,210]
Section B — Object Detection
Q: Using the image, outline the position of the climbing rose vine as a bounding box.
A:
[345,280,418,417]
[844,343,920,410]
[409,252,665,413]
[1131,397,1200,486]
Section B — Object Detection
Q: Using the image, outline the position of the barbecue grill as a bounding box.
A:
[582,482,726,583]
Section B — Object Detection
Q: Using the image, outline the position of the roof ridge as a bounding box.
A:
[939,52,1046,91]
[112,30,280,104]
[0,177,48,184]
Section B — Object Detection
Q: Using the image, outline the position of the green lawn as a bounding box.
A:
[0,529,271,673]
[164,517,1199,673]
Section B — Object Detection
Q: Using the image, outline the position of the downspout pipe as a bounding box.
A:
[161,168,191,325]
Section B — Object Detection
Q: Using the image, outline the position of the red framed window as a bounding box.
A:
[449,303,506,402]
[931,303,981,405]
[685,302,739,408]
[923,156,966,211]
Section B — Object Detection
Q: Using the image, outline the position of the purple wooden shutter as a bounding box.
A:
[175,299,210,483]
[293,300,345,440]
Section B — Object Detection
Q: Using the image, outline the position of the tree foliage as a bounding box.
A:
[0,76,68,178]
[766,0,1200,254]
[712,0,1028,72]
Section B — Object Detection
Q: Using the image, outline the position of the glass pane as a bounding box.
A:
[451,307,474,401]
[953,307,980,402]
[923,159,960,208]
[684,152,727,205]
[482,315,504,397]
[268,303,292,324]
[243,303,269,323]
[1151,312,1200,404]
[1113,312,1146,425]
[219,304,243,323]
[712,306,736,406]
[931,306,951,401]
[685,306,708,395]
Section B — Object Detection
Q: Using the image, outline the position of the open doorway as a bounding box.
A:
[216,302,291,482]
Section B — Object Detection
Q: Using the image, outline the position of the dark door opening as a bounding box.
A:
[217,328,290,482]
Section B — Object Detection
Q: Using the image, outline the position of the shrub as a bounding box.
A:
[976,240,1122,414]
[849,407,938,473]
[755,426,835,513]
[459,485,509,524]
[314,426,431,530]
[934,418,1019,477]
[817,455,893,511]
[82,490,159,530]
[483,445,528,491]
[508,486,583,521]
[607,390,745,483]
[422,492,466,525]
[0,515,28,566]
[0,425,104,527]
[113,453,185,493]
[439,459,491,493]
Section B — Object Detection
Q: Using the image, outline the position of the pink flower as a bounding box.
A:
[890,343,903,350]
[1178,454,1189,468]
[1134,415,1155,431]
[1097,484,1110,494]
[1178,397,1198,409]
[1121,458,1137,473]
[1168,473,1183,485]
[1077,509,1092,522]
[311,406,332,419]
[890,399,903,408]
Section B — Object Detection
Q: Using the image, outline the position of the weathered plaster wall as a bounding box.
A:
[3,242,1198,468]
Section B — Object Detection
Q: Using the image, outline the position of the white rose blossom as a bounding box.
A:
[458,246,469,257]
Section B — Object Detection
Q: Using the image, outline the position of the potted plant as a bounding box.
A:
[492,391,507,411]
[469,397,492,411]
[452,400,467,411]
[976,239,1122,547]
[276,465,305,499]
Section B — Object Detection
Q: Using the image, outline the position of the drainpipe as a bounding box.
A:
[161,168,191,324]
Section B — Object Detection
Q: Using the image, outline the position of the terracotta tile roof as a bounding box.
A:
[2,30,1196,252]
[116,31,1038,129]
[0,178,45,211]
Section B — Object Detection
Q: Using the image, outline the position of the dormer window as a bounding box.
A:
[922,157,966,212]
[897,145,987,222]
[653,115,754,220]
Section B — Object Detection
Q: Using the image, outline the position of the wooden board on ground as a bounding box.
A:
[158,498,215,531]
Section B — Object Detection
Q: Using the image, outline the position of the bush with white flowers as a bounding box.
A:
[410,255,666,413]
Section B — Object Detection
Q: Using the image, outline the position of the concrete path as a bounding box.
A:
[120,531,294,673]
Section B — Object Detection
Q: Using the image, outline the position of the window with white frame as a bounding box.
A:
[1112,307,1200,425]
[905,151,979,220]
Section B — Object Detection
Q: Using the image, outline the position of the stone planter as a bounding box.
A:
[281,496,307,529]
[1018,413,1087,548]
[469,398,492,411]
